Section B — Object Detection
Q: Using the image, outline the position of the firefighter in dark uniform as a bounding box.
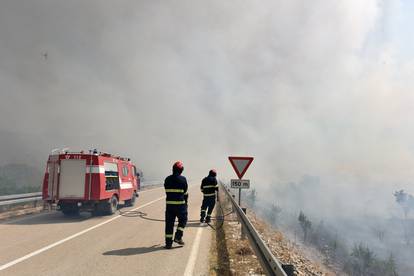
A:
[200,169,218,223]
[164,161,188,249]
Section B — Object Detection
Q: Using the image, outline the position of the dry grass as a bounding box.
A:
[246,212,337,276]
[210,188,337,276]
[0,205,44,220]
[209,189,264,276]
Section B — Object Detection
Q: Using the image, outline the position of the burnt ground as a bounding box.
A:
[210,189,337,276]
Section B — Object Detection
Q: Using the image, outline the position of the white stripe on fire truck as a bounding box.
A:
[85,166,105,174]
[120,182,133,189]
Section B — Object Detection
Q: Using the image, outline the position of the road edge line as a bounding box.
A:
[183,226,204,276]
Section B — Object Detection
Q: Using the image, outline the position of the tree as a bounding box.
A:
[248,189,257,207]
[344,245,399,276]
[344,243,375,276]
[394,190,413,219]
[372,226,386,242]
[382,254,398,276]
[393,190,414,245]
[298,211,312,243]
[267,203,282,226]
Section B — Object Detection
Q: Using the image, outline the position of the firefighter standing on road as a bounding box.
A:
[164,161,188,249]
[200,169,218,223]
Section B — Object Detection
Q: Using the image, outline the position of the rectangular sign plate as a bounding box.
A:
[231,179,250,189]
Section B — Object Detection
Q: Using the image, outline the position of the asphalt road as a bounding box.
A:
[0,184,212,275]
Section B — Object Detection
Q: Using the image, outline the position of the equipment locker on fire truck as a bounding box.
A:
[42,150,141,216]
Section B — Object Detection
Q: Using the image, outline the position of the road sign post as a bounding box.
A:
[228,156,254,207]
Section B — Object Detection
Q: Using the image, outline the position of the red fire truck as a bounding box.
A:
[42,151,140,216]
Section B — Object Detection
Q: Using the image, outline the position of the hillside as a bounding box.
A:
[0,164,43,195]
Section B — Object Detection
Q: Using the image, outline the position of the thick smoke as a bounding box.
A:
[1,1,413,197]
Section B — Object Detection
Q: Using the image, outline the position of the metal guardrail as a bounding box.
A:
[0,192,42,201]
[140,180,162,186]
[0,192,42,207]
[221,183,291,276]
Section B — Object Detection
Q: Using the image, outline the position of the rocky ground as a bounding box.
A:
[210,190,338,276]
[248,212,337,276]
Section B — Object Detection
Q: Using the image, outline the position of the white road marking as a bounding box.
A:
[0,196,165,271]
[183,226,204,276]
[139,186,164,193]
[138,183,196,194]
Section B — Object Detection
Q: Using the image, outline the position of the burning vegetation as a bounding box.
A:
[243,186,414,276]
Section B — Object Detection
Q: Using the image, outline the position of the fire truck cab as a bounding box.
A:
[42,151,140,216]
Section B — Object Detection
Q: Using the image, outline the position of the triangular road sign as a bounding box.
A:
[228,156,254,179]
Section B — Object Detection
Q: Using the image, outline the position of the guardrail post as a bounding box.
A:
[241,207,247,240]
[233,194,240,226]
[282,264,295,276]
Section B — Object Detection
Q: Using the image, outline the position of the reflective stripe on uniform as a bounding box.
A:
[165,234,173,238]
[203,185,217,188]
[203,193,216,197]
[165,189,184,193]
[166,200,186,205]
[184,191,188,195]
[177,227,184,231]
[201,209,206,212]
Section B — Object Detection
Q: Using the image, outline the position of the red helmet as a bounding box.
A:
[209,169,217,177]
[173,161,184,174]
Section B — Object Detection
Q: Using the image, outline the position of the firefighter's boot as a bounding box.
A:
[174,238,185,245]
[200,209,206,222]
[174,226,185,246]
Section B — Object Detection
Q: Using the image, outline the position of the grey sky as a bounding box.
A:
[0,0,413,197]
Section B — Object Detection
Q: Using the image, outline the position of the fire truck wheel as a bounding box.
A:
[125,193,136,207]
[61,204,80,216]
[105,195,118,215]
[92,204,102,216]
